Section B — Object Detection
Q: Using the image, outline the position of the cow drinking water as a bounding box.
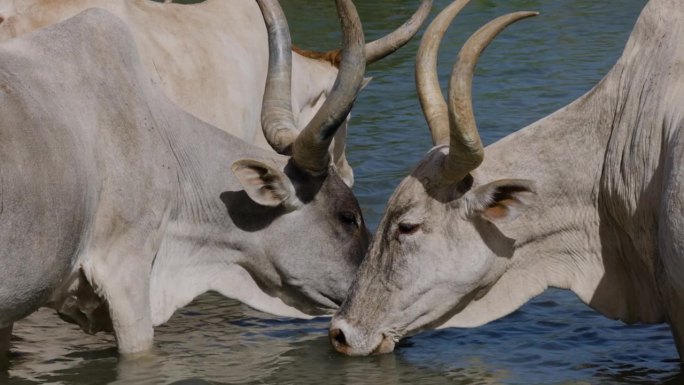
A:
[330,0,684,362]
[0,0,369,355]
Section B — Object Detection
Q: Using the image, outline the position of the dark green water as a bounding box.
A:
[3,1,682,384]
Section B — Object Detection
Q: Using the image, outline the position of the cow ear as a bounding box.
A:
[465,179,536,223]
[231,159,302,211]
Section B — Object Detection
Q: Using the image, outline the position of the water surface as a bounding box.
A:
[4,0,682,384]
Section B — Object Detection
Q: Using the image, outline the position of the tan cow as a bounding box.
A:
[0,0,431,186]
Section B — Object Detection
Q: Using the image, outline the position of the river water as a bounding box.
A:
[3,0,682,384]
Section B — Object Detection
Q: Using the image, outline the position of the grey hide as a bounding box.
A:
[0,9,369,355]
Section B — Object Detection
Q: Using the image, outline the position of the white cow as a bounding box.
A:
[329,0,684,362]
[0,0,369,355]
[0,0,432,187]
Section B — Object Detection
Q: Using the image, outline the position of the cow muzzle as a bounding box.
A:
[329,318,396,356]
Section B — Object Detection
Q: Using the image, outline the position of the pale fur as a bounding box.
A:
[0,0,353,186]
[0,9,369,355]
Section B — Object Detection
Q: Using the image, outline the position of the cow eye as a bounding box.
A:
[338,211,358,227]
[397,222,420,235]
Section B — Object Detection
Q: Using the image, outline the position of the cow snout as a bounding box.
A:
[329,326,350,354]
[329,318,357,355]
[329,318,395,356]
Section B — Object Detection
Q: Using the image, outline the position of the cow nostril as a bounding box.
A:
[329,327,348,348]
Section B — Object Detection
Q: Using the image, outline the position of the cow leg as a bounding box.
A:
[0,323,12,358]
[101,268,154,356]
[670,314,684,362]
[662,258,684,362]
[87,248,156,356]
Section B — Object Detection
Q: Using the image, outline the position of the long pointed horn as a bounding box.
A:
[294,0,432,67]
[258,0,299,154]
[415,0,471,146]
[443,11,538,182]
[291,0,365,175]
[365,0,432,64]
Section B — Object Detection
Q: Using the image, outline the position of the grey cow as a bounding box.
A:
[330,0,684,362]
[0,0,369,356]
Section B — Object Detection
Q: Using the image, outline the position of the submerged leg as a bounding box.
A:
[95,264,155,356]
[0,324,12,359]
[667,307,684,363]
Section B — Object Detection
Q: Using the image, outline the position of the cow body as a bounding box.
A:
[0,0,344,184]
[330,0,684,361]
[0,0,431,187]
[0,5,370,355]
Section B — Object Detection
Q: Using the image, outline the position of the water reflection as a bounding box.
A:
[4,292,680,384]
[3,0,682,384]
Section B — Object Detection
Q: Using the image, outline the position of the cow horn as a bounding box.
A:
[291,0,365,175]
[258,0,299,155]
[365,0,433,64]
[295,1,432,67]
[415,0,471,147]
[443,11,537,182]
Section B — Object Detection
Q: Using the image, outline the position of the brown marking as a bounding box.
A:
[483,197,521,220]
[292,45,341,67]
[483,204,509,220]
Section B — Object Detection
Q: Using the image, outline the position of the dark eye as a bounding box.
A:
[338,211,358,227]
[397,222,420,235]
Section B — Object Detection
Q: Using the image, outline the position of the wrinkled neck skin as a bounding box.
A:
[443,6,683,328]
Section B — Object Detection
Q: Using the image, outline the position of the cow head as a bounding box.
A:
[329,0,538,354]
[227,0,370,315]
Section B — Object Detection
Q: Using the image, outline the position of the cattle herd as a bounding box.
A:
[0,0,682,369]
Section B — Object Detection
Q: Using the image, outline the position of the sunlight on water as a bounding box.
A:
[3,1,682,384]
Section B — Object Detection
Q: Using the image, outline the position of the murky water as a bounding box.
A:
[3,0,683,384]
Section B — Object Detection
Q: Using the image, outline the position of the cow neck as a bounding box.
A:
[148,114,306,325]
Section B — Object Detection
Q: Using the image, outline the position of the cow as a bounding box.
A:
[0,0,432,187]
[328,0,684,362]
[0,0,370,356]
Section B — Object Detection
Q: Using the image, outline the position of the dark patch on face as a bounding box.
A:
[313,167,371,266]
[284,159,325,203]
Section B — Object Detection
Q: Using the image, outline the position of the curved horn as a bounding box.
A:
[291,0,365,175]
[415,0,471,146]
[443,11,538,182]
[365,0,432,64]
[294,0,432,67]
[258,0,299,154]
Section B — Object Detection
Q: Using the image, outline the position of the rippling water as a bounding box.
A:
[3,0,682,384]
